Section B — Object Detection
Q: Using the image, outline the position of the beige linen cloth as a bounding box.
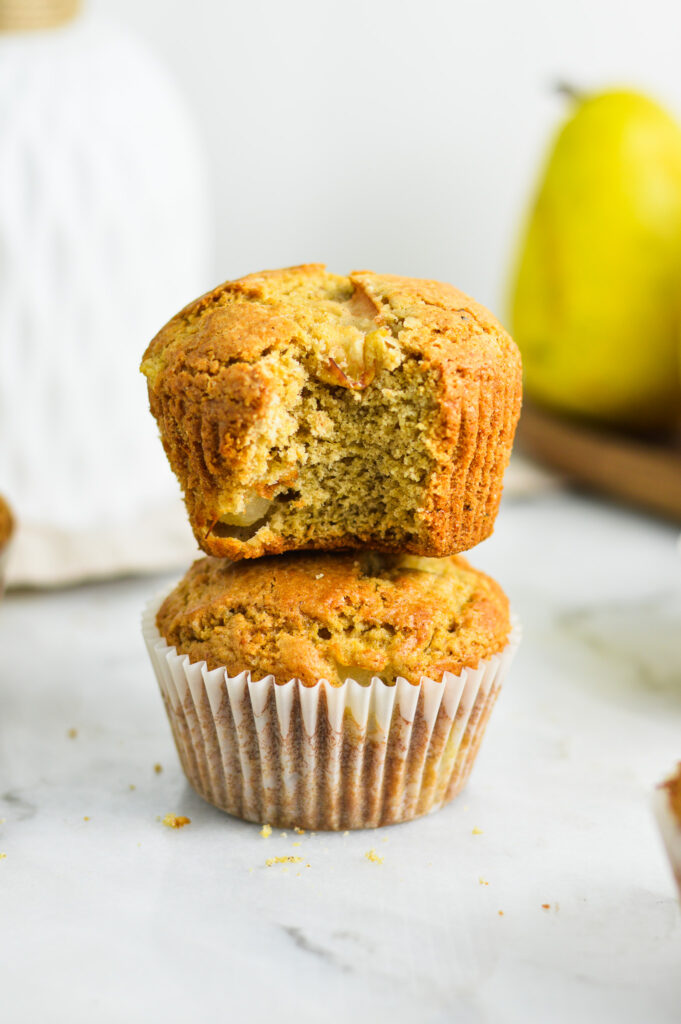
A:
[4,455,559,589]
[6,497,198,588]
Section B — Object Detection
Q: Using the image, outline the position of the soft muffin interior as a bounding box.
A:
[197,274,440,549]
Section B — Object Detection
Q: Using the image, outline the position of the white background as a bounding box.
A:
[92,0,681,319]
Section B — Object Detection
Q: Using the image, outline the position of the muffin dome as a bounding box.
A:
[156,550,511,687]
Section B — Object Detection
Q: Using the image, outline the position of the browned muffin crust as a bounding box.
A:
[141,265,522,561]
[0,495,13,550]
[662,764,681,823]
[156,551,511,687]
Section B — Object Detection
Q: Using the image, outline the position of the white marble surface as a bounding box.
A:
[1,492,680,1023]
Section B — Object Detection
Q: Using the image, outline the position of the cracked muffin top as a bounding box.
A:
[156,550,511,686]
[141,264,522,562]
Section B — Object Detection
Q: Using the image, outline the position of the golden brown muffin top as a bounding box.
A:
[142,263,517,397]
[156,551,511,686]
[662,764,681,823]
[140,264,521,561]
[0,495,13,550]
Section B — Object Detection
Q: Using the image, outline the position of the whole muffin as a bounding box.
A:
[141,265,522,561]
[655,763,681,897]
[145,551,518,829]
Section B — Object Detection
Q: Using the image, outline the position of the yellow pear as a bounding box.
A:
[511,89,681,429]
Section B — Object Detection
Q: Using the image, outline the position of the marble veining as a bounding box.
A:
[0,492,680,1024]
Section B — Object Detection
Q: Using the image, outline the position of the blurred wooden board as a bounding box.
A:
[517,403,681,523]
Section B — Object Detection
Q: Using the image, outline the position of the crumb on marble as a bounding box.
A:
[162,813,191,829]
[129,784,136,791]
[294,826,305,834]
[67,728,77,739]
[498,910,504,916]
[292,841,301,847]
[0,853,5,860]
[365,848,384,864]
[83,816,90,822]
[479,878,489,886]
[260,823,272,838]
[541,903,550,910]
[342,831,349,837]
[281,832,288,838]
[472,827,483,835]
[154,763,163,774]
[265,856,303,867]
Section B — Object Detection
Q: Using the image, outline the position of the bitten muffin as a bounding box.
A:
[157,551,511,685]
[141,265,522,561]
[656,763,681,897]
[145,550,518,830]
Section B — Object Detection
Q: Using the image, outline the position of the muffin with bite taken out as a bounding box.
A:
[141,265,522,562]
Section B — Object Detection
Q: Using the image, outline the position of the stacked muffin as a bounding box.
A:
[141,265,522,829]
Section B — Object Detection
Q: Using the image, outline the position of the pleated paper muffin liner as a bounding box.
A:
[142,593,520,830]
[654,772,681,899]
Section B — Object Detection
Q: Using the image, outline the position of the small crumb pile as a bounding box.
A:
[266,856,304,867]
[162,814,191,829]
[365,848,384,864]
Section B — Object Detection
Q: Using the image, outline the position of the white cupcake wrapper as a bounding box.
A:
[654,776,681,898]
[142,591,520,830]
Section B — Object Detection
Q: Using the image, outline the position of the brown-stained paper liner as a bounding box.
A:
[142,594,520,830]
[654,780,681,899]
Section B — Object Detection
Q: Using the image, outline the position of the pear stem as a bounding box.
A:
[554,81,585,103]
